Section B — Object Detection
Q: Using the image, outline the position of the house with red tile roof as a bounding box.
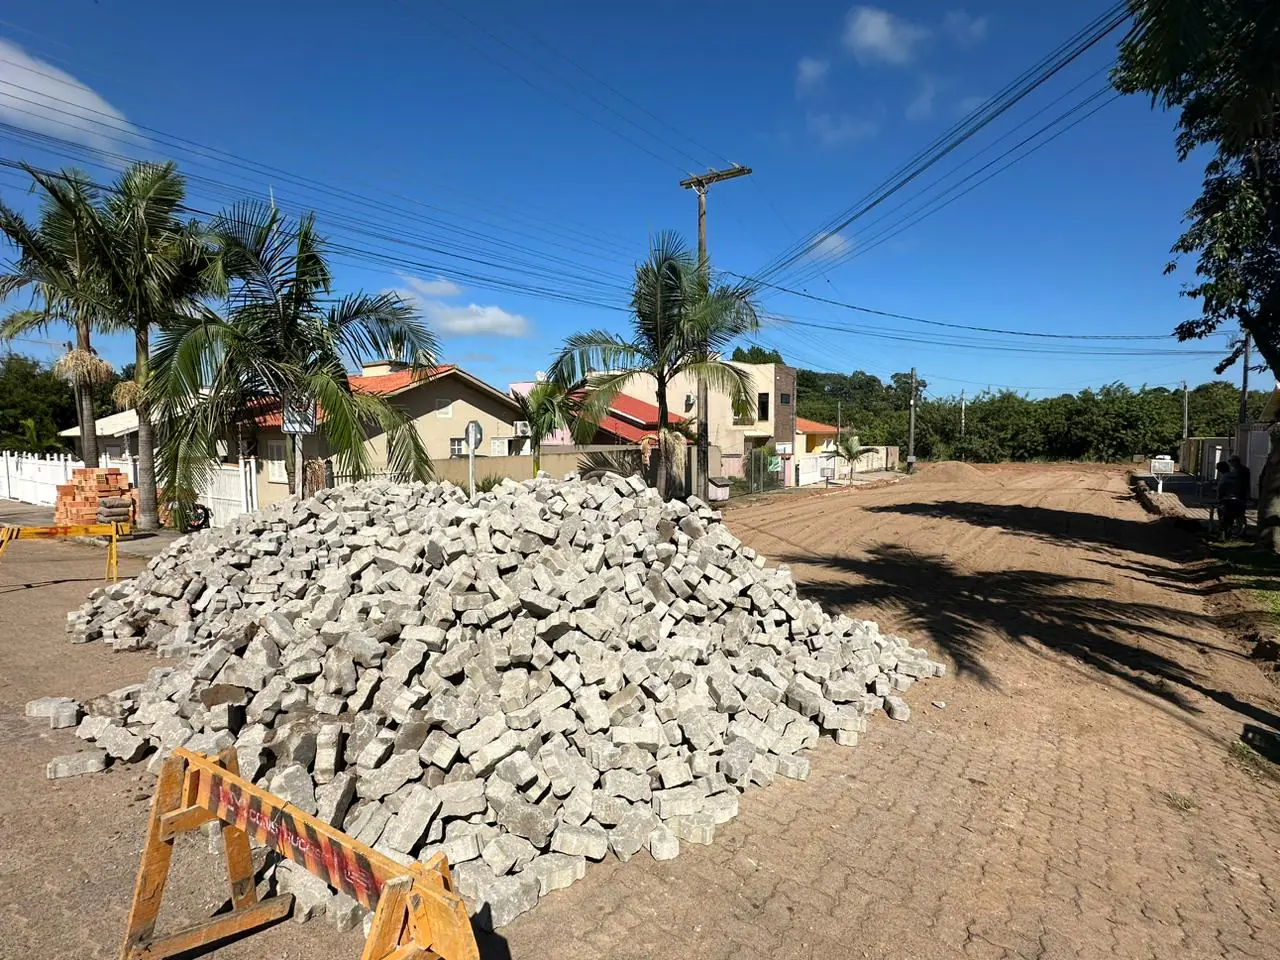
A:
[253,360,528,507]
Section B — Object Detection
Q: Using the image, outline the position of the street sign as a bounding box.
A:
[467,421,483,447]
[776,443,793,455]
[1150,457,1175,493]
[820,466,836,479]
[282,396,316,435]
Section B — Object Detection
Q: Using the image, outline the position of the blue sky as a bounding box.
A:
[0,1,1249,399]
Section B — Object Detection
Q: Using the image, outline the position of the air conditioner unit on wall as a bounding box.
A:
[514,421,531,436]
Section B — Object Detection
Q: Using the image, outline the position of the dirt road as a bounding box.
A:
[2,465,1279,959]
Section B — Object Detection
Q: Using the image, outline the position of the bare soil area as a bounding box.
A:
[3,463,1279,959]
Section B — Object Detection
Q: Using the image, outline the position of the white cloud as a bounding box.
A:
[843,6,929,65]
[427,302,529,337]
[394,275,530,338]
[944,10,988,45]
[808,232,851,260]
[0,38,135,153]
[906,78,938,120]
[807,112,877,146]
[795,56,830,96]
[957,94,987,115]
[401,275,462,298]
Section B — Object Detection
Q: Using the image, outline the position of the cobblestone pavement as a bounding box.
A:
[3,465,1279,959]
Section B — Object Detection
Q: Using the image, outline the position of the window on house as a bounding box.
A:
[780,393,791,406]
[266,439,287,483]
[450,437,466,458]
[490,438,508,457]
[757,393,770,421]
[435,398,453,418]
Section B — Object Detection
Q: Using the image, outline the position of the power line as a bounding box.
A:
[752,2,1129,283]
[734,275,1179,341]
[799,91,1122,279]
[781,82,1118,287]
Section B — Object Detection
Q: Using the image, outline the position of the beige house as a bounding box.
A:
[252,362,528,507]
[617,361,798,479]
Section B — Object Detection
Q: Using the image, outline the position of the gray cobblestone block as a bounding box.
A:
[457,713,508,757]
[26,696,76,719]
[419,729,461,769]
[269,763,317,814]
[654,756,693,789]
[600,768,651,802]
[327,892,364,933]
[98,724,147,762]
[670,811,716,845]
[775,753,810,781]
[525,852,586,896]
[647,825,679,861]
[590,792,632,827]
[380,784,441,853]
[357,751,421,800]
[435,778,488,819]
[481,833,539,876]
[652,784,705,819]
[551,820,609,860]
[496,798,556,848]
[834,729,859,746]
[885,695,911,721]
[316,772,356,827]
[608,806,658,862]
[494,750,538,789]
[471,872,540,930]
[48,701,82,729]
[47,750,108,779]
[471,730,522,776]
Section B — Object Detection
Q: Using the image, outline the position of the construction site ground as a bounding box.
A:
[2,461,1279,960]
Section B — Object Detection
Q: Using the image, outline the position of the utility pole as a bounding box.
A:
[680,164,751,501]
[837,400,842,440]
[1239,332,1252,426]
[960,389,966,439]
[907,367,917,473]
[1182,380,1189,441]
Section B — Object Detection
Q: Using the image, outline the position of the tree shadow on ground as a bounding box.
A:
[775,544,1280,733]
[865,500,1199,563]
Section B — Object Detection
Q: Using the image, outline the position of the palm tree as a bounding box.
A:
[150,202,438,509]
[87,162,222,531]
[512,379,580,476]
[0,168,112,466]
[550,231,760,498]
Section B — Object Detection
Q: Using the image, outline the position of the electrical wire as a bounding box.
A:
[752,2,1129,283]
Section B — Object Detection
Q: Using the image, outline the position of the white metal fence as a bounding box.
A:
[0,450,259,527]
[0,451,137,505]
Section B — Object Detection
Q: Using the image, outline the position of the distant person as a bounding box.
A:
[1230,454,1252,502]
[1216,460,1246,539]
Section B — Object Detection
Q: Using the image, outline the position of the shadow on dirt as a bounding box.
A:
[864,500,1197,562]
[776,544,1280,733]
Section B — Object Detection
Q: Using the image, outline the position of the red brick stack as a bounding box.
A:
[54,468,133,526]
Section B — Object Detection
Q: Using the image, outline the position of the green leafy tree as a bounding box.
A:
[85,161,221,530]
[730,345,783,363]
[150,203,437,511]
[512,379,581,476]
[0,168,114,465]
[550,231,760,498]
[1114,0,1280,539]
[0,353,77,451]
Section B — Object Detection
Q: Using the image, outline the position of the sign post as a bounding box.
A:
[282,395,316,497]
[1149,457,1175,494]
[466,420,483,499]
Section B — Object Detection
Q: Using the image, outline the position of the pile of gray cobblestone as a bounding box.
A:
[41,474,941,929]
